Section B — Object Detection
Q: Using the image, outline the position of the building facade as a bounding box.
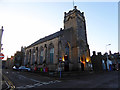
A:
[24,6,91,71]
[5,56,14,69]
[14,47,25,67]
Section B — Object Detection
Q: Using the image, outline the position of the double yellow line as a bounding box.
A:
[2,74,16,89]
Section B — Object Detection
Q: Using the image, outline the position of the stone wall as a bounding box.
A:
[25,37,59,70]
[63,6,91,71]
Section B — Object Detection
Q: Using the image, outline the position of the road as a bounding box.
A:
[2,69,120,89]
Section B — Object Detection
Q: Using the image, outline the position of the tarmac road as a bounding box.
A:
[2,69,120,89]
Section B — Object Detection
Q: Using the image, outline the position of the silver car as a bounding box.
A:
[19,66,31,71]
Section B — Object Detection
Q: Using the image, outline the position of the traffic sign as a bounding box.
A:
[0,53,4,59]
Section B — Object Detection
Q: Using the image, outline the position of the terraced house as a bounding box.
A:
[24,6,91,71]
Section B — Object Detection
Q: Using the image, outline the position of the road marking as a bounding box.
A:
[30,78,40,82]
[2,74,16,89]
[18,75,27,79]
[3,70,61,89]
[18,74,40,82]
[16,80,61,89]
[5,81,10,89]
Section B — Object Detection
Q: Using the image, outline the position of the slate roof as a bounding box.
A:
[26,30,63,49]
[26,27,73,49]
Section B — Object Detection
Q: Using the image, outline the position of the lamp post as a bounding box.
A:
[106,44,111,70]
[106,44,111,54]
[106,44,111,59]
[0,26,4,53]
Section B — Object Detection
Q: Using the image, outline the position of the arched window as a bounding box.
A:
[50,48,54,64]
[65,44,69,60]
[40,47,44,64]
[36,47,38,64]
[49,43,54,64]
[28,49,31,62]
[32,48,35,64]
[65,45,69,55]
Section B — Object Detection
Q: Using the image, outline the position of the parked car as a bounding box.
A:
[13,66,19,70]
[18,66,31,71]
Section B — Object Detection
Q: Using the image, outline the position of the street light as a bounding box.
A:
[0,26,4,53]
[105,44,111,71]
[106,44,111,53]
[106,44,111,60]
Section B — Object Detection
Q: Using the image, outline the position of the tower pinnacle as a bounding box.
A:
[1,26,3,29]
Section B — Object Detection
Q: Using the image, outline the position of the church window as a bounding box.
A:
[65,44,69,59]
[32,48,35,64]
[50,48,54,64]
[40,49,44,64]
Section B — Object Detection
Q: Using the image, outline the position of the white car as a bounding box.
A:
[13,66,19,70]
[19,66,31,71]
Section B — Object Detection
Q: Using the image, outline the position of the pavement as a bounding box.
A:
[28,70,110,80]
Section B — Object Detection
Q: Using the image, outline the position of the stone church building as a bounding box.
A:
[24,6,91,71]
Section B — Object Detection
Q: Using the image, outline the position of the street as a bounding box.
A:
[2,69,119,89]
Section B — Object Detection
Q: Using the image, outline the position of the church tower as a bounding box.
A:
[64,6,90,70]
[64,6,88,44]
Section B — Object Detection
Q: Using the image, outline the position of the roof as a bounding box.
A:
[26,31,62,48]
[26,27,73,49]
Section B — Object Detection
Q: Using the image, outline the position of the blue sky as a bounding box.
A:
[0,1,118,59]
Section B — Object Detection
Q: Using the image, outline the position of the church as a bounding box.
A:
[24,6,91,71]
